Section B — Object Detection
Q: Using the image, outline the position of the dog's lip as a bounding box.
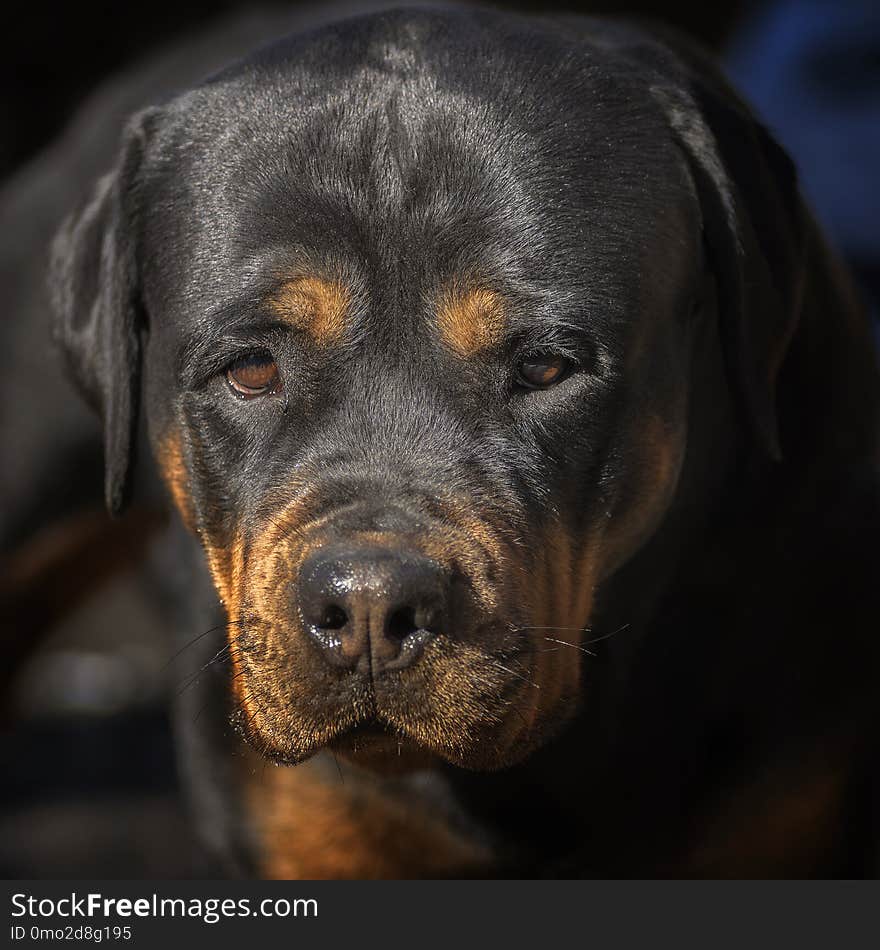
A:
[329,718,397,751]
[328,718,440,771]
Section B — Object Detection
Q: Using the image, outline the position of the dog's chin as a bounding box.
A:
[236,705,563,774]
[328,722,441,774]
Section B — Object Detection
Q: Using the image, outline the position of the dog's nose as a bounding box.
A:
[297,545,448,675]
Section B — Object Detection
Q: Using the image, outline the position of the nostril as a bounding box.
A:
[386,604,437,642]
[319,604,348,630]
[387,606,418,643]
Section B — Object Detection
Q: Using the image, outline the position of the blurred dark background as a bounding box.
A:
[1,0,877,877]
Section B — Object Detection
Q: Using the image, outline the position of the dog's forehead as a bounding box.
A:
[139,15,699,341]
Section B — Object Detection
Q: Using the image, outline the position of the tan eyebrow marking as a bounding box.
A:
[436,284,506,356]
[268,276,352,345]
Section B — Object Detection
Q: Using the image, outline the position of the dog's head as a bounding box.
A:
[51,9,805,770]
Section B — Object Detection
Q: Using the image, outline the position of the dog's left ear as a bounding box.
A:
[641,35,807,461]
[50,108,160,514]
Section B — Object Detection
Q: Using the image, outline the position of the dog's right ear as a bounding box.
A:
[633,32,807,462]
[50,108,160,516]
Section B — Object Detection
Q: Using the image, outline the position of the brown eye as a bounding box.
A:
[226,352,282,399]
[516,355,570,389]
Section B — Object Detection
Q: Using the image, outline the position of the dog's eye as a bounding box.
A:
[516,355,571,389]
[226,352,282,399]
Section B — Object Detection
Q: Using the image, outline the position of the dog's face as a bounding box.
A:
[52,10,803,770]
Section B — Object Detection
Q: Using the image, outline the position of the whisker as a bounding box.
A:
[161,618,248,671]
[515,625,592,632]
[175,630,261,696]
[490,660,541,689]
[542,636,596,656]
[584,623,631,646]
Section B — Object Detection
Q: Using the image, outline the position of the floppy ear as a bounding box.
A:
[50,108,158,514]
[642,36,807,460]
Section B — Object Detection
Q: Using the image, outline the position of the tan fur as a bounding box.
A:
[268,276,351,346]
[436,284,506,356]
[243,751,495,879]
[597,412,686,579]
[155,428,196,531]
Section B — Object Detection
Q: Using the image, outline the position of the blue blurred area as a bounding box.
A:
[726,0,880,335]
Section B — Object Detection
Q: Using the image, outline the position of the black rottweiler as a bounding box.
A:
[39,5,880,876]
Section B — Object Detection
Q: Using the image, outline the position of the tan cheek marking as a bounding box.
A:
[268,276,351,345]
[156,430,248,633]
[436,285,506,357]
[518,414,684,737]
[155,439,250,708]
[597,413,685,579]
[526,414,680,671]
[530,523,584,630]
[219,540,253,705]
[504,521,591,748]
[243,495,323,612]
[531,524,598,647]
[569,535,600,635]
[226,494,324,724]
[155,429,196,531]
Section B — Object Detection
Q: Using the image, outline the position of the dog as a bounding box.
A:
[27,4,880,876]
